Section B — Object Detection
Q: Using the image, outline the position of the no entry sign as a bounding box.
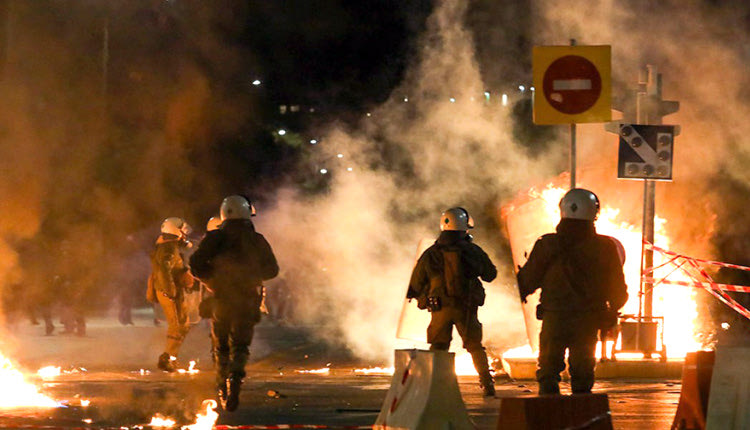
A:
[533,45,611,124]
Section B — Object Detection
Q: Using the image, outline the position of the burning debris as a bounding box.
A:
[176,360,200,375]
[354,366,395,376]
[295,367,331,375]
[0,353,59,408]
[36,365,86,379]
[148,399,218,430]
[148,414,177,428]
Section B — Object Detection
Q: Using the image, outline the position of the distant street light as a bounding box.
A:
[320,168,328,174]
[310,139,318,145]
[278,129,286,136]
[252,80,261,86]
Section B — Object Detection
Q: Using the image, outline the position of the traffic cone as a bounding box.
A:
[496,393,613,430]
[671,350,714,430]
[373,349,473,430]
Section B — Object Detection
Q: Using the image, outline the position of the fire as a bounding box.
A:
[505,184,701,359]
[454,352,478,376]
[148,414,176,427]
[148,399,217,430]
[354,366,394,375]
[184,399,219,430]
[353,352,489,376]
[177,360,199,374]
[295,367,330,374]
[0,353,59,408]
[37,366,62,378]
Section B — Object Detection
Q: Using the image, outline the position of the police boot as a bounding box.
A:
[157,353,176,372]
[217,382,228,410]
[480,377,496,397]
[225,374,243,412]
[470,348,495,397]
[539,379,561,395]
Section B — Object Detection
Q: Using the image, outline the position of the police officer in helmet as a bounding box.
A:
[147,217,196,372]
[190,195,279,411]
[517,188,628,395]
[407,207,498,396]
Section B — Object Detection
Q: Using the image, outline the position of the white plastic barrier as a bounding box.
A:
[374,349,474,430]
[706,346,750,430]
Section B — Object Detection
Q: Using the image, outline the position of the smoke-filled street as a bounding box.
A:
[0,312,679,430]
[0,0,749,428]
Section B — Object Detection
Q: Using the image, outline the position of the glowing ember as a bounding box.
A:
[177,360,199,374]
[183,399,219,430]
[0,353,59,408]
[295,367,330,374]
[37,366,62,379]
[148,414,176,428]
[354,366,394,375]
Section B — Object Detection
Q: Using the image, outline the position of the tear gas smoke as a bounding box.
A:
[0,2,255,361]
[259,0,561,361]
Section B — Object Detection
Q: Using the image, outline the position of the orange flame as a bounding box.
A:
[0,353,58,408]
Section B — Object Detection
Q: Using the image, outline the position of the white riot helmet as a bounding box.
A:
[559,188,600,221]
[206,216,222,232]
[161,217,187,237]
[220,195,256,221]
[440,207,475,231]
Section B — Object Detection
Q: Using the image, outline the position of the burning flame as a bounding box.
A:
[0,353,59,408]
[37,366,62,378]
[149,399,218,430]
[148,414,176,428]
[354,366,395,375]
[353,352,489,376]
[183,399,218,430]
[177,360,199,375]
[454,352,479,376]
[295,367,330,374]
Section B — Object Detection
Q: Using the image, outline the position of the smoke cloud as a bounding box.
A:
[0,1,255,353]
[262,0,750,360]
[260,0,562,361]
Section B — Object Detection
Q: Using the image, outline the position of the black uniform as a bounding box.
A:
[517,218,628,394]
[407,230,497,392]
[189,218,278,408]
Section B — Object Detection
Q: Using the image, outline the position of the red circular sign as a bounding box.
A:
[542,55,602,114]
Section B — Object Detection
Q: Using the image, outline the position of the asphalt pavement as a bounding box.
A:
[0,310,681,429]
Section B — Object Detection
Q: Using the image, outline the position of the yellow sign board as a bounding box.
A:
[532,45,611,124]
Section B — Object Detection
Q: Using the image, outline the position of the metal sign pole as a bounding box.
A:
[637,66,659,356]
[569,38,577,190]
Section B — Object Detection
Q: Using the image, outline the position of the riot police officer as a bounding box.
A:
[517,188,628,395]
[147,217,195,372]
[190,195,279,411]
[407,207,497,396]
